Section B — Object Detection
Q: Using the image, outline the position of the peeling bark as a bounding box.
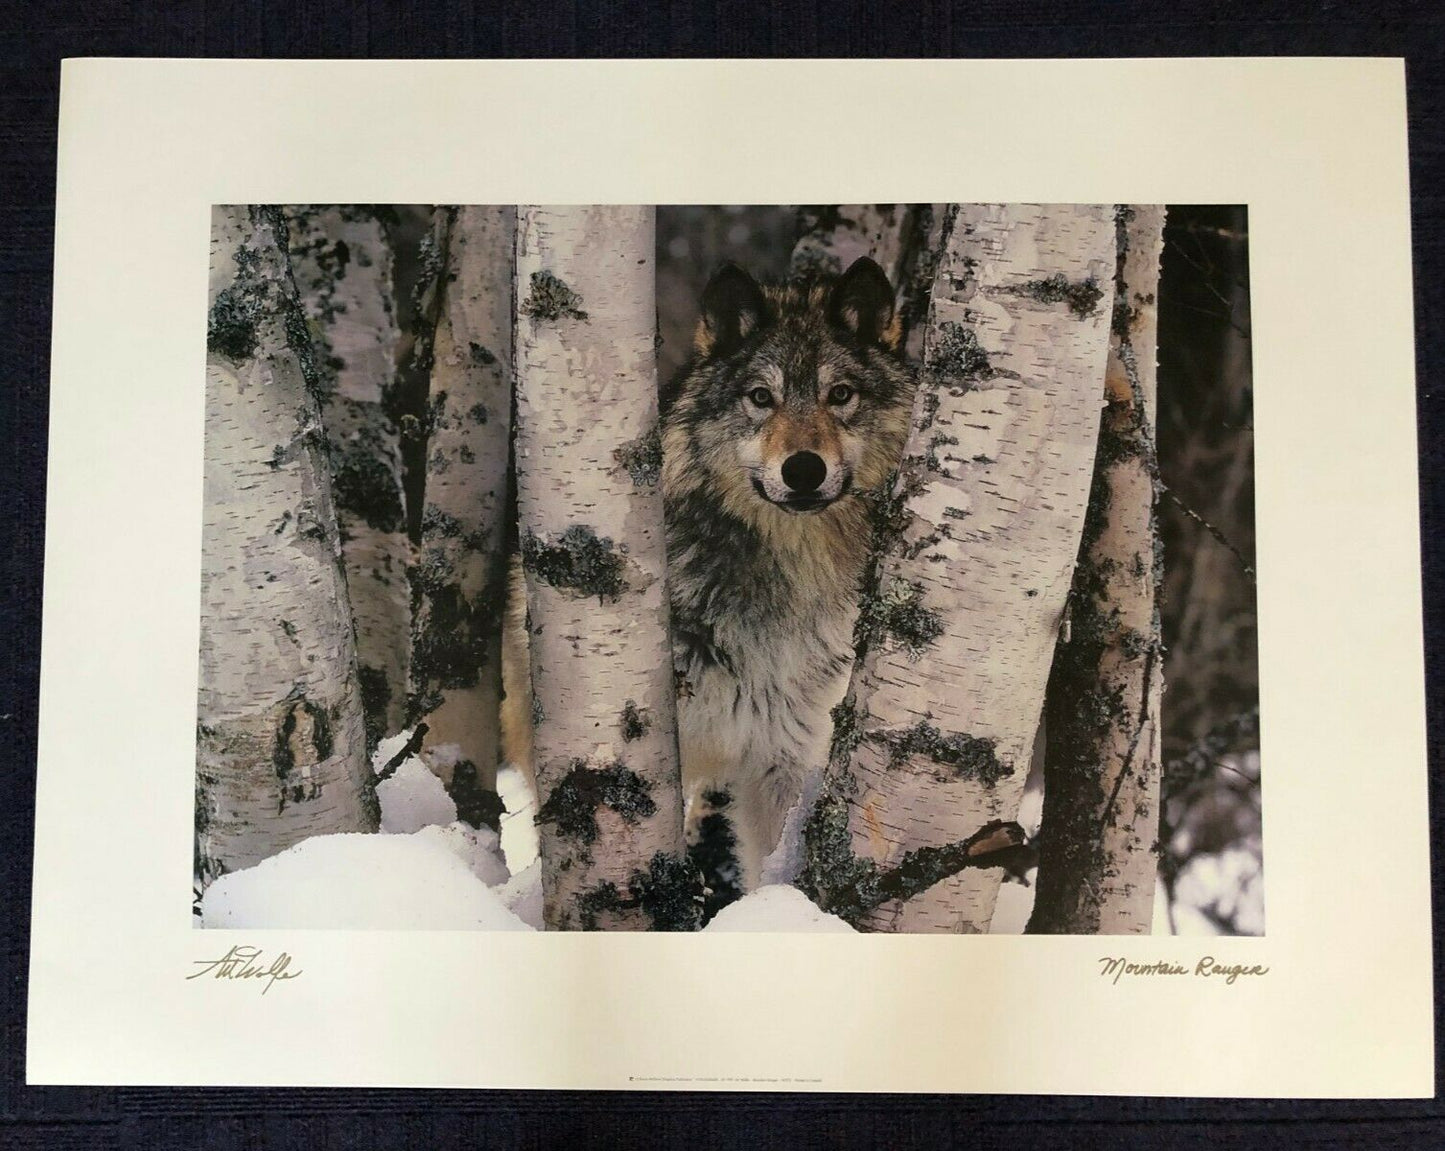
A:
[408,207,515,821]
[284,206,409,752]
[196,205,378,884]
[514,206,697,931]
[1028,206,1167,935]
[802,204,1116,932]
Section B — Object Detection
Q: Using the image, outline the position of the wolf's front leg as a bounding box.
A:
[731,762,805,892]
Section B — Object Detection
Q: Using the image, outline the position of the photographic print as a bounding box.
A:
[28,56,1427,1097]
[194,202,1260,936]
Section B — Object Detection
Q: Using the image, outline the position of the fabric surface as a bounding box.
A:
[2,3,1442,1146]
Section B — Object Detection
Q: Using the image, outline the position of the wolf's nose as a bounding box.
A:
[781,451,827,494]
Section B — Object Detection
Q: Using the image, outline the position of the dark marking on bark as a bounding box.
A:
[827,697,864,765]
[872,719,1010,785]
[331,443,404,533]
[619,699,651,742]
[924,433,959,472]
[356,664,390,753]
[614,426,663,486]
[521,525,625,600]
[802,780,1029,927]
[572,852,704,931]
[855,577,943,658]
[207,285,260,361]
[522,270,588,321]
[445,758,504,833]
[1008,273,1105,318]
[535,760,656,845]
[928,320,994,381]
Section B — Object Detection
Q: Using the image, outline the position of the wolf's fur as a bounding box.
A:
[662,259,915,889]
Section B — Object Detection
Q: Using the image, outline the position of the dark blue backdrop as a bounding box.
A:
[3,4,1442,1146]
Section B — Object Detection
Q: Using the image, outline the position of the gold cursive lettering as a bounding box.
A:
[187,945,303,994]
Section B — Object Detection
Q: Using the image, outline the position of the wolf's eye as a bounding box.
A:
[827,384,856,405]
[747,387,774,408]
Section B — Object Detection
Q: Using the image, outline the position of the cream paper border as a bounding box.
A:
[29,58,1429,1096]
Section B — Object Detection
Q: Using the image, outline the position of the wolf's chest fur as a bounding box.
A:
[666,483,866,790]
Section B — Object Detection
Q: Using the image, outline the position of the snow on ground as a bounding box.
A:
[412,822,510,888]
[199,832,532,930]
[497,862,543,930]
[703,884,856,933]
[203,729,871,934]
[376,755,458,834]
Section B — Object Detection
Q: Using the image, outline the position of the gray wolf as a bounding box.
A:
[661,257,916,899]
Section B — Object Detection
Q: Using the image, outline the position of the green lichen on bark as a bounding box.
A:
[873,719,1010,785]
[1008,273,1105,319]
[855,577,944,658]
[802,780,1028,927]
[928,320,994,381]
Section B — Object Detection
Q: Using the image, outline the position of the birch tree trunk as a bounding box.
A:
[196,205,378,883]
[1028,206,1167,935]
[514,205,697,931]
[407,207,515,827]
[283,206,409,752]
[801,203,1116,932]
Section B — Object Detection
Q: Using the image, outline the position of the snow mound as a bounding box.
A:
[413,821,510,888]
[498,862,543,930]
[376,754,457,834]
[200,831,532,931]
[703,884,856,933]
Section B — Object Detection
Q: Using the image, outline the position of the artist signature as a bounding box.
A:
[1098,955,1270,986]
[187,945,303,994]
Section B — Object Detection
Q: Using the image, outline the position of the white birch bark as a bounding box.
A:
[514,205,696,931]
[803,203,1116,932]
[408,207,515,824]
[283,206,409,752]
[196,205,378,883]
[1028,206,1167,935]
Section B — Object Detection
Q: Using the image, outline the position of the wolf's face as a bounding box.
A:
[663,258,915,528]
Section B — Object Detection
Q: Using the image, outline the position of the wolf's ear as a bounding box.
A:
[696,264,770,357]
[828,257,900,350]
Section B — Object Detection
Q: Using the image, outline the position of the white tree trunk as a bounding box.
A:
[283,206,409,752]
[408,207,516,826]
[513,205,696,931]
[1029,206,1167,935]
[196,205,378,883]
[802,203,1116,932]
